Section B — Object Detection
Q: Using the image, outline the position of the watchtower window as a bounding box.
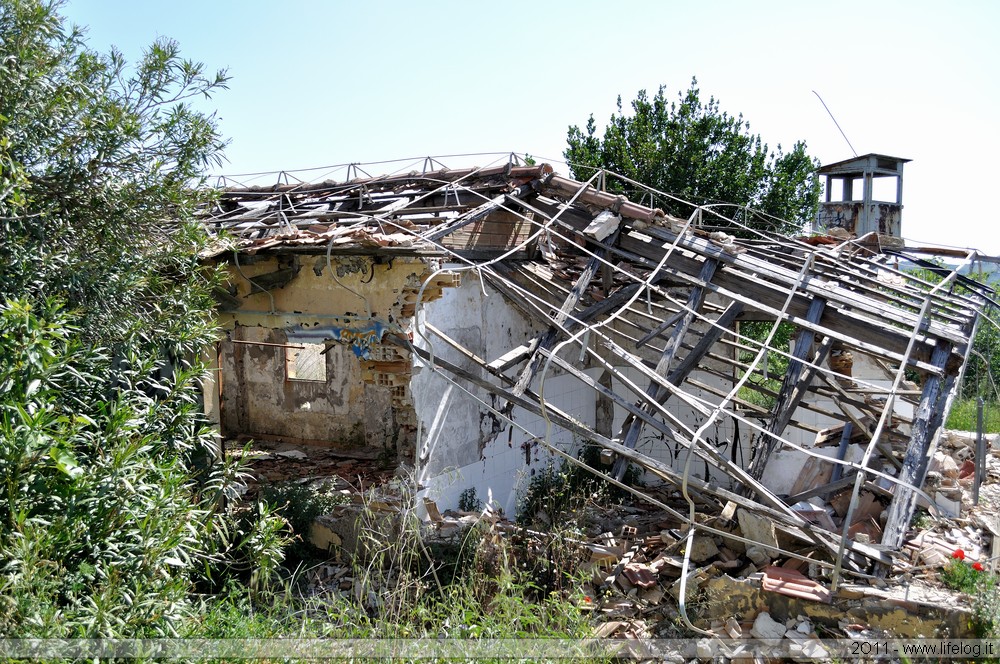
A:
[871,176,900,203]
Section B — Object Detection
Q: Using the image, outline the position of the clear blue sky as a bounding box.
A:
[62,0,1000,256]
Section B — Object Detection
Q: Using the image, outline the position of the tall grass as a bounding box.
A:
[185,483,602,662]
[946,398,1000,433]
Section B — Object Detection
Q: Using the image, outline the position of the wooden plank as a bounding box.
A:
[423,321,489,367]
[818,374,905,471]
[788,455,834,497]
[487,344,532,372]
[878,340,955,564]
[666,301,745,380]
[611,257,719,480]
[635,310,686,349]
[636,222,970,351]
[745,298,827,481]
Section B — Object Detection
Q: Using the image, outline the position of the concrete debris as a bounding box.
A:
[736,510,778,562]
[750,611,786,640]
[686,535,720,563]
[233,420,993,647]
[724,616,742,639]
[276,449,308,460]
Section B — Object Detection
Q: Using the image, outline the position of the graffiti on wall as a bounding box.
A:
[634,412,747,486]
[329,320,389,359]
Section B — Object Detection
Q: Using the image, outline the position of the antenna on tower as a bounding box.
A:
[812,90,858,158]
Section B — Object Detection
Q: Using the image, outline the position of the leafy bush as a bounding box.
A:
[0,299,290,636]
[261,481,348,561]
[0,0,289,638]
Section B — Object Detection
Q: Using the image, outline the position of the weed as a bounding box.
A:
[517,444,640,527]
[909,508,932,531]
[941,557,986,595]
[946,398,1000,433]
[940,550,1000,640]
[974,575,1000,639]
[260,481,349,562]
[458,487,482,512]
[327,474,599,647]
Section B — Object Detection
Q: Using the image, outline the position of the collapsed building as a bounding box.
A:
[198,154,996,588]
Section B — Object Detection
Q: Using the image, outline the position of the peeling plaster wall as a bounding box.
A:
[219,325,373,447]
[214,253,445,457]
[221,254,429,327]
[413,274,599,516]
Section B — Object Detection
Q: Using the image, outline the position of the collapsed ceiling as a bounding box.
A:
[200,156,996,588]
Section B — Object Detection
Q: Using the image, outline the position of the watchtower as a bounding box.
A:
[815,153,910,238]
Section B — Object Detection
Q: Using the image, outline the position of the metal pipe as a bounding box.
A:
[975,397,985,505]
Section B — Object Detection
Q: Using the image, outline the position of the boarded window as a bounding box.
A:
[286,342,327,382]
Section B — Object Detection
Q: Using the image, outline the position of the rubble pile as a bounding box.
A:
[228,427,999,646]
[224,437,395,493]
[416,428,997,642]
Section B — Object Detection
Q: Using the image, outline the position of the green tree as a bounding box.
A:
[0,0,286,637]
[564,78,822,235]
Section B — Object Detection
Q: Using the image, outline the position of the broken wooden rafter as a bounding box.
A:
[486,281,648,373]
[393,335,875,570]
[745,297,828,481]
[508,227,622,402]
[818,374,905,471]
[634,310,686,349]
[615,227,959,374]
[877,340,956,565]
[423,178,541,242]
[612,257,719,481]
[665,301,745,381]
[599,337,817,517]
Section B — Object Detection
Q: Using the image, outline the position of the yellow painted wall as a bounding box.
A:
[211,253,442,456]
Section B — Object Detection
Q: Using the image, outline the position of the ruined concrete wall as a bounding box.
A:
[413,274,599,517]
[213,253,450,458]
[219,325,375,448]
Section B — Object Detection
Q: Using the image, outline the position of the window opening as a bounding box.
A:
[286,342,327,382]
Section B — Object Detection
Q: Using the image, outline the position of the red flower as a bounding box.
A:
[952,549,966,560]
[583,596,592,603]
[973,562,985,572]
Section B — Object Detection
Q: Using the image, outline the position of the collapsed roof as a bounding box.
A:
[200,157,995,586]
